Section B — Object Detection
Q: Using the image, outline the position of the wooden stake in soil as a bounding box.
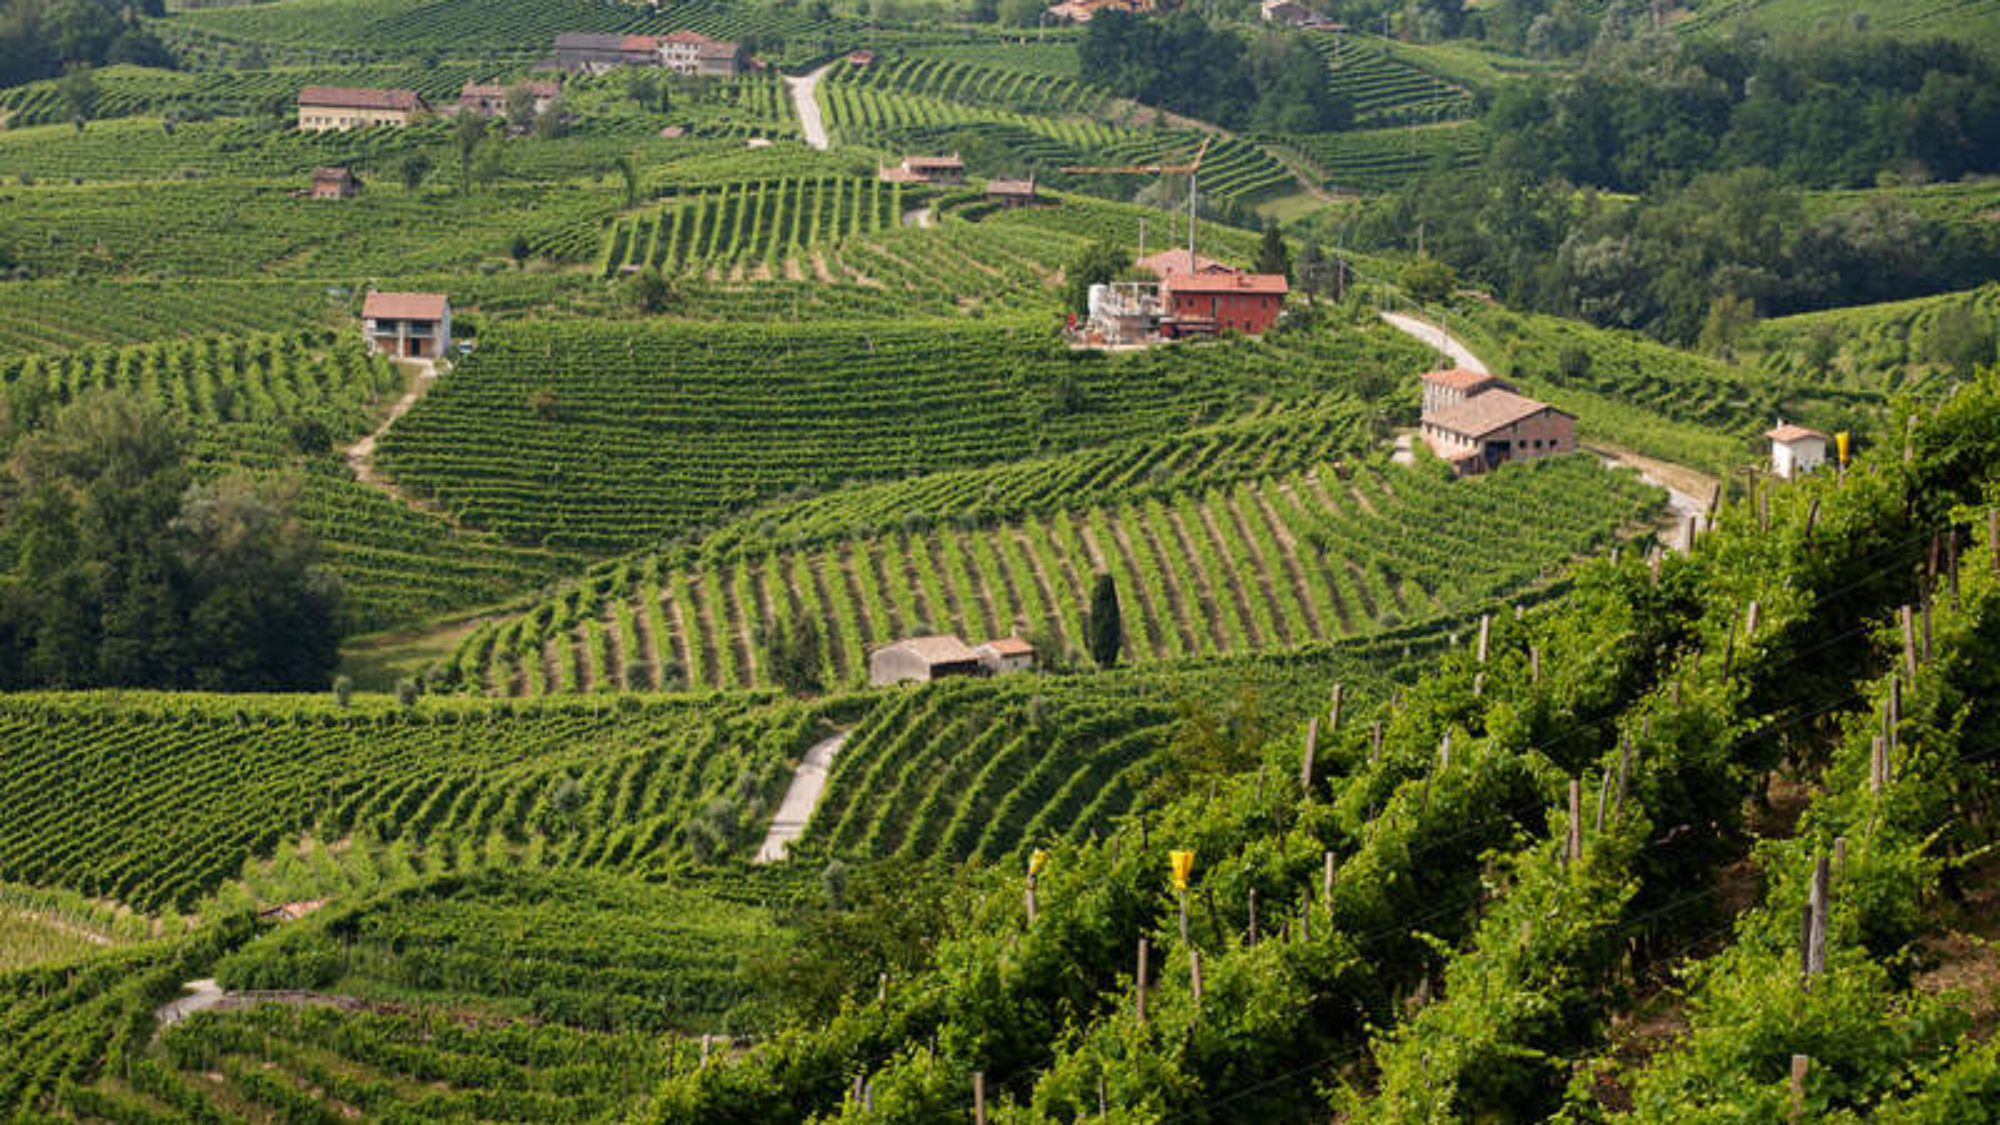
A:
[700,1034,711,1069]
[1790,1055,1810,1125]
[1804,498,1820,546]
[1594,768,1612,833]
[1329,682,1343,731]
[1370,721,1382,765]
[1300,716,1319,795]
[1134,938,1149,1023]
[1189,948,1203,1005]
[1616,735,1633,820]
[1323,851,1336,903]
[1745,600,1759,638]
[1477,614,1490,664]
[1804,854,1830,985]
[1567,779,1583,866]
[974,1072,986,1125]
[1869,736,1886,796]
[1921,597,1932,664]
[1247,889,1259,946]
[1530,645,1541,685]
[1902,605,1919,683]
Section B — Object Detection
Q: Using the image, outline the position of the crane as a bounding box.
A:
[1061,135,1212,264]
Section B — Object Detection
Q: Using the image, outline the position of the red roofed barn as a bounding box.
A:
[1161,271,1288,335]
[362,292,452,360]
[297,87,427,131]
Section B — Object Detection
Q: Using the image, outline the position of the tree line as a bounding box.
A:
[0,0,174,90]
[0,392,341,691]
[1079,10,1352,135]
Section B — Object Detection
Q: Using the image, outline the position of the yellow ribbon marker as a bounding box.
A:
[1028,850,1049,879]
[1170,850,1195,892]
[1836,431,1850,467]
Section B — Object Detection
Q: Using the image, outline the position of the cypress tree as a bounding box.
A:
[1087,572,1122,669]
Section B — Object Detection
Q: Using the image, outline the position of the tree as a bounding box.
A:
[533,98,567,140]
[614,154,641,207]
[1086,572,1121,669]
[509,233,531,265]
[625,69,660,113]
[760,615,823,693]
[1255,222,1292,280]
[106,29,173,69]
[57,64,97,127]
[398,151,432,193]
[1697,292,1757,359]
[454,111,489,194]
[503,83,539,133]
[1062,239,1130,315]
[1921,303,1996,378]
[623,268,675,315]
[1399,255,1455,306]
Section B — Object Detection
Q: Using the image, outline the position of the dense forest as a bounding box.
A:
[0,0,172,89]
[1080,11,1352,134]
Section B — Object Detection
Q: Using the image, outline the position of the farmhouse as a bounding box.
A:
[880,154,966,185]
[847,49,878,67]
[1419,367,1513,418]
[549,32,657,73]
[1420,387,1575,476]
[1766,422,1829,480]
[869,635,984,686]
[1261,0,1319,24]
[985,177,1041,208]
[309,166,360,200]
[457,81,560,119]
[1047,0,1153,22]
[361,292,452,360]
[296,87,426,131]
[656,30,747,77]
[975,637,1037,675]
[1160,271,1288,335]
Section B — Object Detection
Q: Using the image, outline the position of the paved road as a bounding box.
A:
[155,978,223,1028]
[784,62,836,151]
[1379,311,1715,549]
[754,732,848,864]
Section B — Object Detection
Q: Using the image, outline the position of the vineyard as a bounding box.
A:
[1287,120,1486,194]
[0,280,339,358]
[1308,32,1477,127]
[0,62,500,128]
[371,316,1428,553]
[0,691,828,911]
[600,175,909,278]
[1742,282,2000,397]
[453,454,1661,695]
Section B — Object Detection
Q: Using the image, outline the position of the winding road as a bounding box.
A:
[784,62,836,151]
[1379,311,1716,549]
[754,731,848,864]
[345,357,443,517]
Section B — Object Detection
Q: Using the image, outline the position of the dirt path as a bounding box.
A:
[902,206,935,230]
[754,732,849,864]
[155,979,224,1028]
[784,62,836,151]
[345,359,444,517]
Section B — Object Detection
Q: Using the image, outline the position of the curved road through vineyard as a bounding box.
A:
[786,62,837,151]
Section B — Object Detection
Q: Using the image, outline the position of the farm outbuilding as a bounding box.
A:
[880,154,966,185]
[985,177,1041,208]
[1419,368,1512,417]
[870,635,984,686]
[1160,271,1288,335]
[1766,423,1829,479]
[309,167,360,199]
[458,81,560,119]
[976,637,1036,675]
[362,292,452,360]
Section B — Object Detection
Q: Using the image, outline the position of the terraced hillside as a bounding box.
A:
[1288,120,1486,193]
[1307,33,1476,128]
[372,316,1429,553]
[455,455,1661,696]
[600,175,911,278]
[1742,282,2000,397]
[1677,0,2000,40]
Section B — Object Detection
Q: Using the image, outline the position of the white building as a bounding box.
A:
[1767,423,1830,479]
[976,637,1036,675]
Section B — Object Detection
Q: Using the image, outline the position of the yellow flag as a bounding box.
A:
[1028,850,1049,879]
[1170,849,1195,891]
[1836,431,1850,466]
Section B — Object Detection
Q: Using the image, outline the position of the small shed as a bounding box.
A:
[985,177,1040,208]
[869,635,983,686]
[848,49,878,67]
[310,166,360,199]
[976,637,1036,675]
[1766,423,1829,480]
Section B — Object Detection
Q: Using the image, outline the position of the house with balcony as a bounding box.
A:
[362,292,452,360]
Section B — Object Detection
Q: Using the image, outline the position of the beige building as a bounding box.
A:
[457,81,560,119]
[869,635,984,686]
[297,86,427,131]
[1419,368,1513,418]
[309,167,360,200]
[1766,423,1829,479]
[362,292,452,360]
[1420,388,1576,476]
[656,30,747,76]
[880,154,966,185]
[976,638,1036,675]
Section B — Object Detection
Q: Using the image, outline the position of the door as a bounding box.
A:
[406,337,420,358]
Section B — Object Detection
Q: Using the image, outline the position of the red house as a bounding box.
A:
[1161,271,1288,335]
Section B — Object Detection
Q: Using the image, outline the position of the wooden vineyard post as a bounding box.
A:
[1134,938,1149,1023]
[1247,889,1259,946]
[1803,854,1830,987]
[1870,736,1886,795]
[1804,498,1819,547]
[1204,885,1223,945]
[1370,721,1383,765]
[700,1034,711,1069]
[1329,682,1343,732]
[1300,716,1319,795]
[1530,645,1541,685]
[1615,735,1633,820]
[1922,597,1932,664]
[974,1072,986,1125]
[1949,531,1960,610]
[1790,1055,1810,1124]
[1178,888,1189,947]
[1477,614,1490,664]
[1902,605,1918,683]
[1745,600,1759,638]
[1189,948,1203,1005]
[1323,851,1336,905]
[1594,768,1611,833]
[1566,779,1583,867]
[1759,487,1770,532]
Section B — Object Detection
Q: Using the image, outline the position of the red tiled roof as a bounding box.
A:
[1136,248,1233,278]
[981,637,1036,657]
[1163,271,1289,296]
[312,166,356,181]
[297,86,423,112]
[1766,424,1828,443]
[880,635,980,665]
[362,292,449,321]
[659,29,715,44]
[1421,367,1498,390]
[986,178,1036,196]
[1426,389,1569,438]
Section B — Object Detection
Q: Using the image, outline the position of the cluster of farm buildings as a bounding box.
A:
[1078,248,1290,344]
[1047,0,1340,26]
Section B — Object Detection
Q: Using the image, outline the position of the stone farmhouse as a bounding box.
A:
[548,31,746,76]
[296,87,426,132]
[362,292,452,360]
[1046,0,1153,23]
[457,81,561,119]
[1417,368,1575,476]
[869,634,1036,685]
[880,154,966,185]
[985,177,1042,208]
